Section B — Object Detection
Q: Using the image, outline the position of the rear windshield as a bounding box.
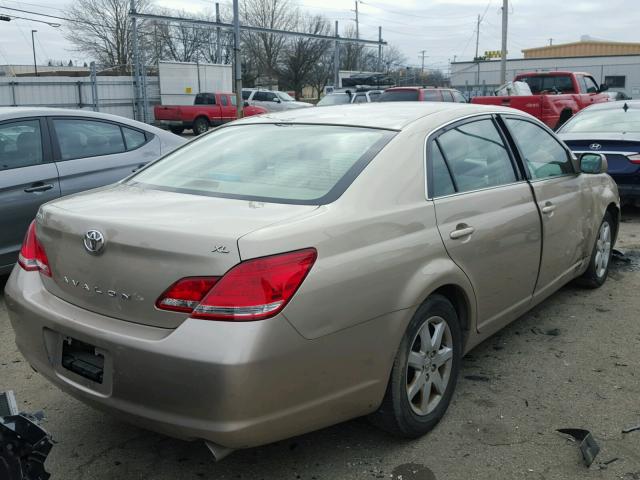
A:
[317,94,352,106]
[560,108,640,133]
[378,90,419,102]
[520,75,575,94]
[129,124,394,204]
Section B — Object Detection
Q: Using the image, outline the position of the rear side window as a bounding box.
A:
[423,90,442,101]
[504,118,573,179]
[220,95,228,106]
[122,127,147,151]
[429,142,455,197]
[130,124,394,204]
[434,119,517,194]
[53,119,125,160]
[0,119,43,171]
[353,94,368,103]
[378,90,419,102]
[441,90,454,102]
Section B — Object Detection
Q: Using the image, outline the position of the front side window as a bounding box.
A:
[220,95,228,106]
[316,94,351,106]
[504,118,573,180]
[452,91,467,103]
[130,124,394,204]
[435,118,517,194]
[277,92,295,102]
[584,76,599,94]
[0,119,43,171]
[441,91,454,102]
[54,119,125,160]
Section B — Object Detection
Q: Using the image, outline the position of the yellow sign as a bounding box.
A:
[484,50,508,59]
[185,87,192,94]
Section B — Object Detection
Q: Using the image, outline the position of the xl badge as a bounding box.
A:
[84,230,105,255]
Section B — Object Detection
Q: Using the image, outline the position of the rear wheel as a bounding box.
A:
[578,212,614,288]
[370,294,461,437]
[192,117,209,136]
[169,126,184,135]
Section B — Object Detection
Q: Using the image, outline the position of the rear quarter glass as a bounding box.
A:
[129,124,396,205]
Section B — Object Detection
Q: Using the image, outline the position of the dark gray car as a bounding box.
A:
[0,107,185,274]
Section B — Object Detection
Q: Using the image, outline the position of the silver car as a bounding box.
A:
[242,88,313,112]
[5,103,619,460]
[0,107,185,275]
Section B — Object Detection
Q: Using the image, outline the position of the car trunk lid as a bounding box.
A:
[561,135,640,175]
[37,184,318,328]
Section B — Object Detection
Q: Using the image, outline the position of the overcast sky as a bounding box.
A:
[0,0,637,71]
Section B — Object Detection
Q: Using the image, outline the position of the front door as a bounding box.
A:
[428,116,542,331]
[502,116,589,300]
[0,117,60,271]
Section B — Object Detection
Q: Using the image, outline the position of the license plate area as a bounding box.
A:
[61,337,104,384]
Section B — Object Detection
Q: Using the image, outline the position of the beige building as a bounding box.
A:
[523,40,640,59]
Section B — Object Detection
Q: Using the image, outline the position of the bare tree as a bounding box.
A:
[308,52,334,98]
[154,9,205,63]
[280,15,331,99]
[241,0,298,81]
[64,0,150,69]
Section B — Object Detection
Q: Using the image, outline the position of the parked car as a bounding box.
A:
[316,89,383,106]
[378,86,467,103]
[605,91,632,101]
[5,103,619,460]
[154,92,267,136]
[558,100,640,205]
[472,71,610,129]
[242,88,313,112]
[0,107,185,276]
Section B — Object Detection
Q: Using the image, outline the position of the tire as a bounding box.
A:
[192,117,209,136]
[554,109,573,130]
[370,294,462,438]
[577,212,614,288]
[169,126,184,135]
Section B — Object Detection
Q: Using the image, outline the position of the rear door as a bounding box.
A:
[428,116,541,331]
[501,115,589,299]
[0,117,60,271]
[50,116,160,196]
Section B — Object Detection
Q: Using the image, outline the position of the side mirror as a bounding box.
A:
[580,153,608,174]
[598,83,609,93]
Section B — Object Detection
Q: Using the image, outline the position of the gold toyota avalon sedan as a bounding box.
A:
[4,103,619,459]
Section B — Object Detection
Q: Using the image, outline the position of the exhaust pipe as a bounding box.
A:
[204,441,235,461]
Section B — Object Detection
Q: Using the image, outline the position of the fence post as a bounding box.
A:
[77,81,83,109]
[10,81,17,106]
[142,63,150,123]
[90,61,99,111]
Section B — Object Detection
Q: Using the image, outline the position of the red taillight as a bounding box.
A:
[627,154,640,164]
[155,277,219,312]
[18,220,51,277]
[156,248,317,321]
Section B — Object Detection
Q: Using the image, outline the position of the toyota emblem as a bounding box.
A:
[589,143,602,151]
[83,230,105,255]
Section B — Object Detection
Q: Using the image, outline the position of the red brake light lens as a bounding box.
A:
[156,248,317,321]
[18,220,51,277]
[155,277,220,312]
[627,154,640,164]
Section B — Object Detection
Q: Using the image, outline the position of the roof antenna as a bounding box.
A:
[623,102,629,112]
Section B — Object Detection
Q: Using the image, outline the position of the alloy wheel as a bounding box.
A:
[594,221,612,279]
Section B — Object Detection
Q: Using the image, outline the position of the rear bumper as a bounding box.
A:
[4,268,401,449]
[611,179,640,200]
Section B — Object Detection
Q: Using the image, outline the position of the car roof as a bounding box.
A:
[384,86,454,92]
[231,102,521,131]
[0,107,163,132]
[579,100,640,112]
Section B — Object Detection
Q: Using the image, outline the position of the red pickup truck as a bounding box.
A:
[471,71,609,129]
[154,92,267,136]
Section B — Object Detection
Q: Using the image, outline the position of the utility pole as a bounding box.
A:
[131,0,142,121]
[233,0,243,118]
[419,50,427,73]
[354,1,359,71]
[377,26,382,73]
[334,20,340,87]
[31,30,38,77]
[500,0,508,84]
[548,38,553,46]
[475,14,480,87]
[216,2,222,63]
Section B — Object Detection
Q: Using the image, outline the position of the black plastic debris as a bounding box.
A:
[0,391,53,480]
[557,428,600,467]
[612,249,631,263]
[622,424,640,434]
[464,375,490,382]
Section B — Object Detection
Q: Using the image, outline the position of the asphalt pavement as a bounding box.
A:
[2,208,640,480]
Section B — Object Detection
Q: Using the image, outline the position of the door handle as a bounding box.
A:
[132,163,146,172]
[24,182,53,193]
[449,225,475,239]
[541,202,556,214]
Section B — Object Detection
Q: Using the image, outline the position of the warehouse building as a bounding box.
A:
[451,38,640,98]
